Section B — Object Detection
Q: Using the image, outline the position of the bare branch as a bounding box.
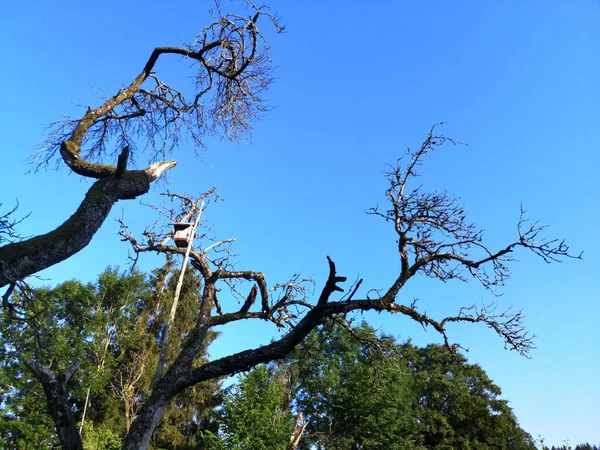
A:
[32,4,283,174]
[367,124,580,293]
[440,304,535,356]
[316,256,346,305]
[112,124,579,448]
[0,200,30,245]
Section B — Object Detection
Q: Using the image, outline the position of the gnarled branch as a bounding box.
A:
[0,160,175,288]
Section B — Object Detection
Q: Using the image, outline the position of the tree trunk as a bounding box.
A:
[288,413,308,450]
[25,359,83,450]
[121,391,170,450]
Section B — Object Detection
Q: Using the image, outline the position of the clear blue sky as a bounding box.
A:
[1,0,598,446]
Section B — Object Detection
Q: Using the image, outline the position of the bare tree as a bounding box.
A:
[1,3,282,449]
[0,2,282,290]
[110,124,579,449]
[0,2,581,449]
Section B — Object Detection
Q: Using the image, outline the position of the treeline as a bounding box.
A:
[0,267,589,449]
[544,445,599,450]
[217,322,537,450]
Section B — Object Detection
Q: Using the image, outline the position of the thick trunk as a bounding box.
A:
[123,263,348,449]
[124,312,323,449]
[0,160,175,288]
[124,283,216,450]
[121,389,169,450]
[26,360,83,450]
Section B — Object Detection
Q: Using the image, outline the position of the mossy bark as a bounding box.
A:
[0,169,163,287]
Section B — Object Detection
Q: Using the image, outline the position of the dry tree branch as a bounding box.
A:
[32,3,283,172]
[117,124,579,448]
[0,201,30,245]
[1,3,283,290]
[367,123,581,295]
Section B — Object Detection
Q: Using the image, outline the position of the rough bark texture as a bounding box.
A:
[1,7,282,450]
[25,360,83,450]
[120,386,170,450]
[0,161,174,288]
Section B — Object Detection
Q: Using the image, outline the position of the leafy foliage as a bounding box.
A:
[287,322,419,449]
[400,343,537,449]
[0,264,221,449]
[219,364,294,449]
[0,269,579,450]
[219,322,539,450]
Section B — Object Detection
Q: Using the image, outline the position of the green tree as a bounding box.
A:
[400,343,537,450]
[220,323,539,450]
[543,444,599,450]
[0,265,221,449]
[220,363,294,449]
[288,322,419,450]
[0,276,107,449]
[145,264,222,450]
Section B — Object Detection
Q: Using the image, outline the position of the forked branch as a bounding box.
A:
[368,123,581,293]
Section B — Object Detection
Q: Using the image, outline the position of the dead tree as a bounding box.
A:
[0,2,580,447]
[0,2,282,289]
[1,3,282,449]
[112,124,579,449]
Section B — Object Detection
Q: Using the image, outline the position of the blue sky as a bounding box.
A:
[1,0,598,446]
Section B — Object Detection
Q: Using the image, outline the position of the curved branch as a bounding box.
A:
[53,10,276,179]
[179,295,533,391]
[69,44,221,152]
[0,161,175,287]
[212,269,269,311]
[58,45,217,179]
